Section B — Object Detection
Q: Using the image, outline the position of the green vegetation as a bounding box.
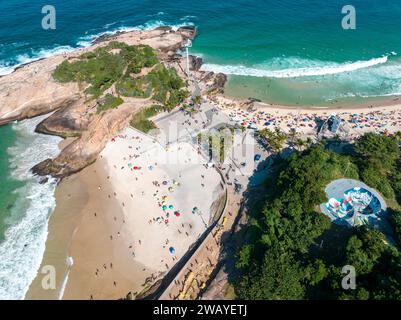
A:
[355,133,400,199]
[53,41,188,112]
[144,64,189,109]
[233,133,401,300]
[193,95,202,106]
[53,42,158,98]
[129,105,164,133]
[258,127,288,153]
[198,127,234,163]
[96,94,124,114]
[389,208,401,247]
[115,64,189,106]
[115,77,152,98]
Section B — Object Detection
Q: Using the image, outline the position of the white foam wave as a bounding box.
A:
[201,56,389,78]
[76,20,194,47]
[0,115,62,300]
[180,15,197,21]
[0,46,74,76]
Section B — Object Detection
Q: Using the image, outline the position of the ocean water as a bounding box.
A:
[0,117,61,299]
[0,0,401,299]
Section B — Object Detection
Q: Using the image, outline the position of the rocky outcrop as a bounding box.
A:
[35,98,92,138]
[0,52,82,125]
[176,26,197,39]
[32,98,151,178]
[189,55,203,72]
[0,28,196,127]
[213,73,228,89]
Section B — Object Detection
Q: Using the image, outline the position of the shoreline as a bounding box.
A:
[1,25,400,114]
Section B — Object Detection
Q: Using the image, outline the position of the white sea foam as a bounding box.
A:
[0,46,75,76]
[76,20,195,47]
[201,56,389,78]
[0,115,61,300]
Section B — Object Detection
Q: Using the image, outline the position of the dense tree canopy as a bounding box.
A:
[355,133,400,198]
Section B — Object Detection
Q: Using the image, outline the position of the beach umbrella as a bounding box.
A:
[128,163,132,168]
[174,211,181,217]
[169,247,175,254]
[162,205,167,211]
[163,181,168,185]
[169,205,174,210]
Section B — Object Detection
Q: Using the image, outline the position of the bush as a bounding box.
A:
[129,105,163,133]
[53,42,160,98]
[96,94,123,113]
[389,208,401,247]
[361,167,395,199]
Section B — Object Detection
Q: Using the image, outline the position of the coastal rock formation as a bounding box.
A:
[32,98,151,178]
[35,98,91,138]
[213,73,228,91]
[0,55,81,125]
[0,27,224,179]
[0,27,197,122]
[189,55,203,71]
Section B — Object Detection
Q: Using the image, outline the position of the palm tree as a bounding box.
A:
[258,128,288,153]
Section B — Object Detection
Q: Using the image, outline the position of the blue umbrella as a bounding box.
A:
[169,247,175,254]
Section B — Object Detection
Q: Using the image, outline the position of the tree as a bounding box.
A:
[355,133,400,198]
[236,249,305,300]
[389,208,401,247]
[258,128,288,153]
[355,133,400,174]
[233,136,401,301]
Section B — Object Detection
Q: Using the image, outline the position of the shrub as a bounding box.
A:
[97,94,123,113]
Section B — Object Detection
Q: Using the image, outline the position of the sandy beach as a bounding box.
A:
[210,95,401,137]
[27,127,224,300]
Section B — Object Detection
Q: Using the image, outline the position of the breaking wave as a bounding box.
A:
[201,56,390,78]
[0,115,61,300]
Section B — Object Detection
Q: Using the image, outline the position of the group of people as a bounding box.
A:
[222,105,401,137]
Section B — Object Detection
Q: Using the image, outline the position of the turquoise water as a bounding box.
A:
[0,0,401,299]
[0,125,23,239]
[0,117,61,299]
[1,1,401,104]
